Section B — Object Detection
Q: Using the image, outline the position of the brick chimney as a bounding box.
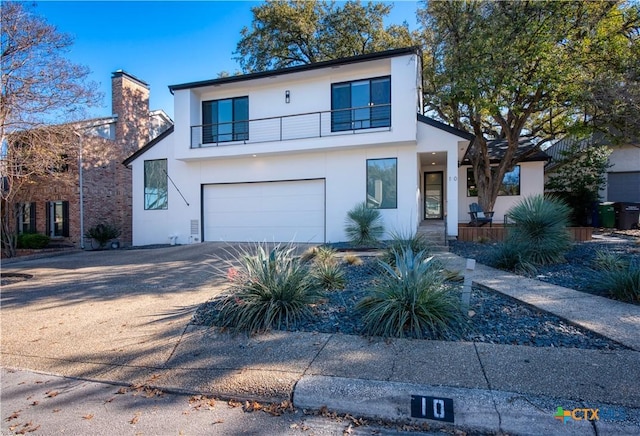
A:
[111,70,150,154]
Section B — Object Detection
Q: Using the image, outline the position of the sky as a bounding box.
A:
[31,1,420,121]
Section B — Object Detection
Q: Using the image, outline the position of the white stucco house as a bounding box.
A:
[124,48,547,246]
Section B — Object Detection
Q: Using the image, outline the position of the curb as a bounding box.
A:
[293,375,639,436]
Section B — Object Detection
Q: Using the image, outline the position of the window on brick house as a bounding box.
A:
[16,202,36,234]
[46,201,69,237]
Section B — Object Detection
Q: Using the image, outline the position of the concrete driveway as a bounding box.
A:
[1,243,232,382]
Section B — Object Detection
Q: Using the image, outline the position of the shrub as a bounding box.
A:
[313,246,339,265]
[356,248,462,339]
[503,195,572,266]
[311,260,346,290]
[343,253,363,266]
[344,202,384,246]
[593,250,629,271]
[17,233,50,249]
[85,223,121,249]
[488,239,537,275]
[215,243,324,334]
[380,230,430,267]
[595,262,640,303]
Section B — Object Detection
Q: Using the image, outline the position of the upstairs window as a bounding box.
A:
[331,76,391,132]
[144,159,168,210]
[16,202,36,234]
[202,96,249,143]
[467,165,521,197]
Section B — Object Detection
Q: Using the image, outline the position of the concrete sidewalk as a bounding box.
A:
[2,246,640,435]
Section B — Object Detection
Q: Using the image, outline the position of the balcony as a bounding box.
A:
[190,104,391,149]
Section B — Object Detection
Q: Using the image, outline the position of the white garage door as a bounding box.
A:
[203,179,325,243]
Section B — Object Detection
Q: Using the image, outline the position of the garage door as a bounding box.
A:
[203,179,325,243]
[608,172,640,202]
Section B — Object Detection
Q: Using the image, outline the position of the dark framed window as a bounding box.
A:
[467,165,521,197]
[331,76,390,132]
[46,201,69,237]
[367,158,397,209]
[144,159,168,210]
[202,96,249,143]
[16,202,36,234]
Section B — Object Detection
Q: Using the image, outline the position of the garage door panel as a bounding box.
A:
[203,180,325,243]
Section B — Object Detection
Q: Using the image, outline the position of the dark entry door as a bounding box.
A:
[424,172,443,220]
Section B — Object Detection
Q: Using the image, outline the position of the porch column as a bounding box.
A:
[446,152,459,238]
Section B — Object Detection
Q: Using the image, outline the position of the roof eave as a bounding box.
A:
[169,47,421,92]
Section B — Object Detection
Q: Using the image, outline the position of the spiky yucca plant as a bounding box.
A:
[593,250,629,271]
[216,244,323,334]
[344,202,384,246]
[356,248,462,339]
[504,195,572,266]
[381,229,431,267]
[595,259,640,303]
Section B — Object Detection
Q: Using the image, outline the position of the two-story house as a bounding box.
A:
[124,48,547,246]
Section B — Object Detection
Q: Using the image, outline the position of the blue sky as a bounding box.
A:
[32,1,420,120]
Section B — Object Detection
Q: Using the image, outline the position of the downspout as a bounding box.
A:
[75,131,85,249]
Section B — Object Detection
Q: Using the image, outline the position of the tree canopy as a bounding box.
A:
[1,2,100,256]
[419,0,639,212]
[234,0,416,72]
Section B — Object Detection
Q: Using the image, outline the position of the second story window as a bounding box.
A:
[331,76,390,132]
[202,96,249,144]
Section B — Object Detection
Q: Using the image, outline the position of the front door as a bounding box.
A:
[424,172,443,220]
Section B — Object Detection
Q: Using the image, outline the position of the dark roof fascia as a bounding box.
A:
[169,47,421,92]
[123,126,174,167]
[460,137,550,166]
[417,114,475,141]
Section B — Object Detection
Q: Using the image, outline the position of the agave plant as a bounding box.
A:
[344,202,384,246]
[215,243,323,334]
[356,248,462,339]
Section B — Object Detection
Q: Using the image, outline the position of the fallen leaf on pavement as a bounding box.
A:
[83,414,93,420]
[15,421,40,434]
[45,391,58,398]
[130,412,141,425]
[6,410,21,421]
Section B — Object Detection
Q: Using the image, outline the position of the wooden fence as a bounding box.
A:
[457,225,592,242]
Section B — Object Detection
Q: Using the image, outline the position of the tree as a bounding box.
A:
[1,2,100,257]
[234,0,417,73]
[419,1,633,213]
[545,140,612,226]
[577,4,640,143]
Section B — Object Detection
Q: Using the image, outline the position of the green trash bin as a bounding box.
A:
[599,202,616,228]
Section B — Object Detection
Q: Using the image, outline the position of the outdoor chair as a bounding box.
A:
[469,202,493,227]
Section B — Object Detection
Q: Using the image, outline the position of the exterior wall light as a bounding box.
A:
[285,90,290,103]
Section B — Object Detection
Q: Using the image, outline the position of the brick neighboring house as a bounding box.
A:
[12,71,172,249]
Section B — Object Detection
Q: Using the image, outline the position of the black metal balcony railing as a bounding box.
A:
[190,104,391,148]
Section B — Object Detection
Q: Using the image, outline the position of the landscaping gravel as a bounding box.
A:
[192,255,629,351]
[449,235,640,298]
